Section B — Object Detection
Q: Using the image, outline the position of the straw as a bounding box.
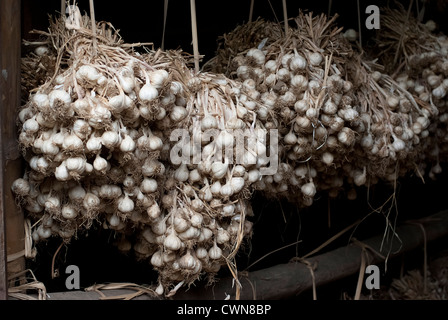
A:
[190,0,200,73]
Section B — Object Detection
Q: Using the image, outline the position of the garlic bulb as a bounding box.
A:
[109,93,133,113]
[247,48,266,65]
[208,242,223,260]
[11,178,30,197]
[140,178,158,193]
[48,89,71,107]
[149,69,169,89]
[99,184,122,199]
[174,164,189,182]
[23,116,40,133]
[82,192,100,212]
[93,154,108,172]
[62,134,84,151]
[230,177,245,193]
[61,204,78,219]
[170,106,188,122]
[55,162,70,181]
[73,120,92,139]
[301,181,316,198]
[118,65,135,93]
[216,228,230,244]
[178,250,197,270]
[86,135,103,152]
[139,83,159,102]
[147,202,161,220]
[101,131,120,149]
[178,226,201,240]
[73,98,90,115]
[289,53,307,71]
[37,225,52,239]
[309,52,323,66]
[32,93,50,112]
[211,162,228,179]
[150,250,164,268]
[117,193,134,214]
[163,228,182,251]
[76,65,101,82]
[343,28,358,41]
[65,157,86,174]
[173,214,189,233]
[41,140,59,156]
[120,134,136,152]
[68,185,86,202]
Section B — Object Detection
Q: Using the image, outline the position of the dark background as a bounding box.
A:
[21,0,448,64]
[19,0,448,298]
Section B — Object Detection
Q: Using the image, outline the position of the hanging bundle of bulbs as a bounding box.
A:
[202,17,283,76]
[212,12,366,205]
[14,8,261,295]
[16,9,174,244]
[13,4,448,297]
[124,67,268,291]
[372,5,448,179]
[208,9,442,204]
[342,57,436,195]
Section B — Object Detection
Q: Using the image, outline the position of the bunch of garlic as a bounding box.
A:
[219,12,365,206]
[368,7,448,181]
[138,70,268,290]
[393,54,448,179]
[13,9,262,296]
[15,6,448,298]
[208,10,444,206]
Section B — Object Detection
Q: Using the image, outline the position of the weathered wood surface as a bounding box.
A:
[0,0,24,300]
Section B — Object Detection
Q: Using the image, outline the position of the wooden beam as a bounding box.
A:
[0,0,24,300]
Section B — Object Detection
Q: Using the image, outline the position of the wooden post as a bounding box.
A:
[0,0,25,300]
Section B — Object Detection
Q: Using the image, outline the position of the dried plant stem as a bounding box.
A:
[61,0,66,15]
[244,240,302,271]
[249,0,254,23]
[190,0,200,73]
[51,241,64,279]
[89,0,97,55]
[406,221,428,294]
[282,0,289,35]
[302,220,361,259]
[354,248,367,300]
[357,0,362,50]
[162,0,169,50]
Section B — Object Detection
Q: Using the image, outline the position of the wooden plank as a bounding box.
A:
[0,0,24,300]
